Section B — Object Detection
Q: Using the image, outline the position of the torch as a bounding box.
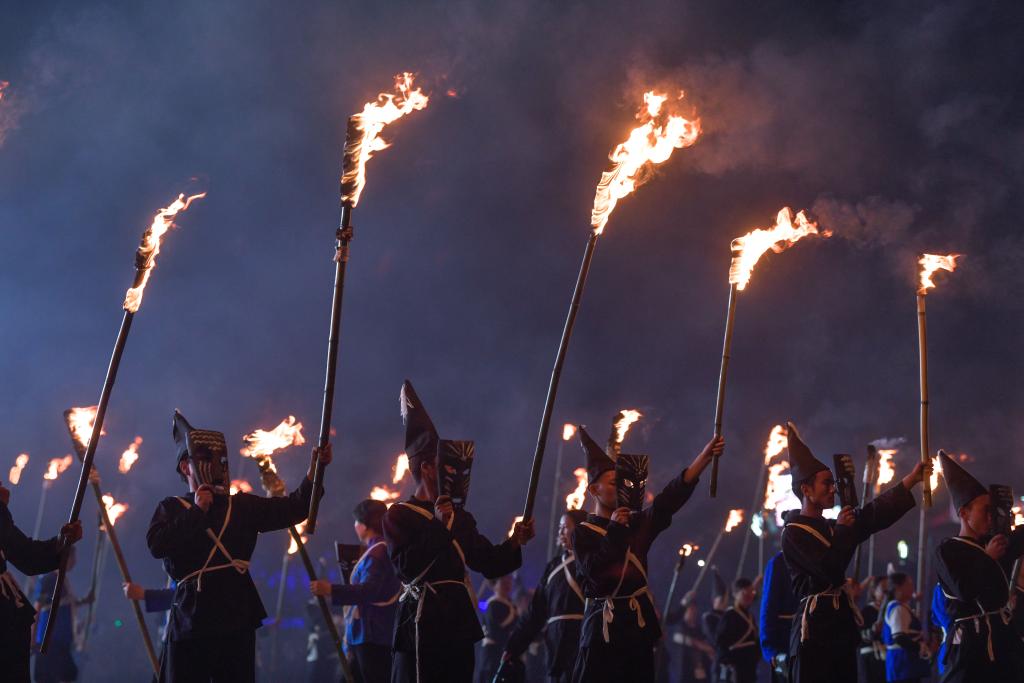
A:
[23,456,70,594]
[710,208,829,496]
[546,424,576,557]
[852,445,878,581]
[306,73,430,533]
[735,425,786,580]
[690,509,744,594]
[521,89,700,521]
[662,544,696,618]
[867,445,898,577]
[42,192,204,654]
[82,511,105,648]
[8,452,28,486]
[242,417,355,682]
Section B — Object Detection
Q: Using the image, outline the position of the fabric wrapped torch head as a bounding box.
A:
[437,440,474,509]
[786,421,828,494]
[615,453,649,511]
[172,410,229,490]
[938,449,987,513]
[579,425,616,486]
[400,379,439,482]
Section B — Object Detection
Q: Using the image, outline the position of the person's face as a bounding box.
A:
[802,470,836,509]
[737,585,755,608]
[872,580,888,603]
[495,575,513,598]
[353,520,369,543]
[960,494,993,536]
[589,470,617,509]
[558,514,576,551]
[895,578,915,602]
[419,460,439,499]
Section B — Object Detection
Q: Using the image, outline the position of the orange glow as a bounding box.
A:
[725,508,745,532]
[119,436,143,473]
[66,406,104,451]
[729,208,827,291]
[680,543,698,557]
[8,453,28,485]
[929,455,943,492]
[918,253,960,295]
[508,515,524,538]
[101,493,128,526]
[565,467,588,510]
[0,81,7,102]
[229,480,253,495]
[392,453,410,484]
[241,416,305,461]
[1012,505,1023,531]
[562,424,577,441]
[288,520,308,555]
[370,485,401,507]
[763,424,788,465]
[876,449,896,488]
[44,455,74,481]
[612,410,642,445]
[341,72,429,207]
[123,193,207,312]
[591,90,700,234]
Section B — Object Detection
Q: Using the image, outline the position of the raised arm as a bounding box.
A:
[0,501,62,576]
[248,476,315,533]
[452,510,522,579]
[147,498,210,559]
[329,550,397,605]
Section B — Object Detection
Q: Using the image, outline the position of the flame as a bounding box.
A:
[508,515,524,538]
[288,520,308,555]
[729,208,827,291]
[1012,505,1023,531]
[241,416,305,460]
[43,455,74,481]
[340,72,430,206]
[763,424,788,465]
[725,508,745,532]
[562,424,577,441]
[680,543,697,557]
[66,406,104,451]
[0,81,7,103]
[118,436,143,473]
[762,425,801,517]
[876,449,896,488]
[612,410,642,445]
[918,253,960,295]
[929,455,943,492]
[370,485,402,507]
[229,479,253,495]
[8,453,29,485]
[101,493,128,526]
[565,467,588,510]
[590,90,700,234]
[123,193,206,313]
[393,453,410,484]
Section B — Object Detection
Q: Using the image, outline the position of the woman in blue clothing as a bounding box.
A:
[881,573,932,683]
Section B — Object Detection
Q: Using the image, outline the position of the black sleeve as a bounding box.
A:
[505,570,551,657]
[451,510,522,579]
[146,498,210,559]
[383,504,454,581]
[850,482,916,544]
[701,612,718,643]
[244,477,315,533]
[643,471,699,533]
[483,600,510,635]
[0,502,61,576]
[1007,525,1024,561]
[935,539,1009,611]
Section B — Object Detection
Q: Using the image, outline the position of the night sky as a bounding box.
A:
[2,2,1023,679]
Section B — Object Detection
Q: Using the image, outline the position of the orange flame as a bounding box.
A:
[1012,505,1023,531]
[101,493,128,526]
[44,455,74,481]
[763,424,788,465]
[612,410,642,445]
[118,436,143,474]
[288,520,308,555]
[8,453,29,485]
[680,543,698,557]
[929,455,943,492]
[876,449,896,488]
[241,416,305,463]
[591,91,700,234]
[66,406,104,451]
[725,508,745,532]
[369,485,402,507]
[393,453,410,484]
[918,253,960,295]
[565,467,588,510]
[508,515,524,538]
[123,193,207,313]
[229,479,253,495]
[0,81,7,103]
[729,208,827,291]
[562,424,577,441]
[340,72,430,207]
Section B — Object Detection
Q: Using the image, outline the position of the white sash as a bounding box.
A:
[579,521,652,643]
[175,496,249,592]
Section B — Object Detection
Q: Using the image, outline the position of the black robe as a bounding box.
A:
[673,619,712,683]
[702,609,725,647]
[714,605,759,683]
[477,595,518,683]
[570,472,699,683]
[856,602,886,683]
[505,552,585,680]
[934,529,1024,682]
[781,482,915,683]
[0,501,62,683]
[383,497,522,683]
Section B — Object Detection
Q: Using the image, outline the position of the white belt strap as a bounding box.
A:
[175,496,249,591]
[579,523,651,644]
[546,613,583,625]
[799,586,863,643]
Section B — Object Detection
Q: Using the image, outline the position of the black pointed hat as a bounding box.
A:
[172,410,228,473]
[400,380,439,465]
[711,567,728,600]
[579,425,615,485]
[938,449,987,512]
[786,421,828,492]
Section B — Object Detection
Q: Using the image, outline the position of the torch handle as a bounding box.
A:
[81,512,105,649]
[662,567,681,620]
[522,232,599,521]
[852,446,878,582]
[307,203,354,534]
[689,530,724,595]
[42,309,135,654]
[735,462,768,580]
[917,295,932,508]
[710,284,739,497]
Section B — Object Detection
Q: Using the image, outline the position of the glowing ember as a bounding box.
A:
[370,485,401,507]
[725,508,745,532]
[101,493,128,526]
[288,520,308,555]
[762,424,801,520]
[562,424,577,441]
[612,410,642,445]
[123,193,207,313]
[119,436,143,473]
[508,515,524,538]
[929,455,943,492]
[241,416,305,460]
[8,453,28,485]
[66,406,104,451]
[763,424,788,465]
[918,253,960,295]
[565,467,588,510]
[340,72,430,207]
[876,449,897,488]
[680,543,697,557]
[44,455,74,481]
[392,453,410,484]
[729,208,827,291]
[229,480,253,495]
[1012,505,1023,531]
[0,81,7,102]
[591,90,700,234]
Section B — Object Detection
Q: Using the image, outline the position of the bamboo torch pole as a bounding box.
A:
[546,434,568,558]
[662,548,691,618]
[853,445,878,582]
[690,532,725,596]
[710,283,738,497]
[734,449,766,580]
[81,512,105,648]
[916,293,931,595]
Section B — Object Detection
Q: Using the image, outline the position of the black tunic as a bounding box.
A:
[714,605,759,683]
[477,595,518,683]
[702,609,725,647]
[856,602,886,683]
[505,552,585,678]
[146,478,314,641]
[934,529,1024,682]
[674,620,712,683]
[781,482,915,683]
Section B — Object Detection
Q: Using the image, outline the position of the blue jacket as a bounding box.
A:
[759,551,797,662]
[331,538,400,647]
[930,583,950,674]
[882,600,931,681]
[143,585,176,612]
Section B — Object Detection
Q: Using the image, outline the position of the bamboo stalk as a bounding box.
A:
[710,283,738,497]
[852,445,878,581]
[916,293,930,599]
[546,439,566,558]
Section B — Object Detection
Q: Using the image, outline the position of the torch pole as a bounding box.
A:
[307,203,354,533]
[23,481,50,594]
[82,512,105,648]
[662,556,687,619]
[916,293,930,598]
[853,445,878,582]
[547,438,566,558]
[710,284,738,497]
[689,530,725,596]
[735,459,767,580]
[522,231,599,521]
[269,550,292,680]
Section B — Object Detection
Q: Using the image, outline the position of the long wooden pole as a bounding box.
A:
[853,445,878,582]
[916,293,931,597]
[710,284,738,497]
[735,456,767,580]
[690,531,725,595]
[81,512,105,648]
[23,481,50,594]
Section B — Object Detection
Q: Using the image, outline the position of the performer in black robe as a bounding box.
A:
[780,422,926,683]
[932,450,1024,682]
[502,508,588,683]
[714,577,760,683]
[0,482,82,683]
[477,574,518,683]
[671,595,714,683]
[570,425,725,683]
[856,575,887,683]
[384,380,532,683]
[703,569,729,646]
[146,410,328,683]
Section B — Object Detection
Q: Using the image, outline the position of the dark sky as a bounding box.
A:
[2,1,1023,678]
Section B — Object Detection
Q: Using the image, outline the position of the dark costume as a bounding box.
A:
[570,426,700,683]
[881,599,931,682]
[714,604,759,683]
[672,617,712,683]
[932,450,1024,683]
[703,569,729,645]
[33,572,79,683]
[477,594,518,683]
[0,500,62,683]
[147,411,317,683]
[857,595,887,683]
[760,551,797,682]
[505,552,585,683]
[780,423,916,683]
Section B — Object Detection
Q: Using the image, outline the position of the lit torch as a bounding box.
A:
[565,468,588,511]
[393,453,410,484]
[119,436,143,474]
[547,424,579,557]
[663,543,698,617]
[229,480,253,495]
[710,208,829,496]
[8,453,28,485]
[308,72,431,533]
[736,425,788,580]
[691,508,744,595]
[523,89,700,523]
[44,192,205,658]
[606,409,642,458]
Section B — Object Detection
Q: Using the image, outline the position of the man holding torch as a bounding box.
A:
[570,425,724,683]
[146,410,329,682]
[781,423,927,683]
